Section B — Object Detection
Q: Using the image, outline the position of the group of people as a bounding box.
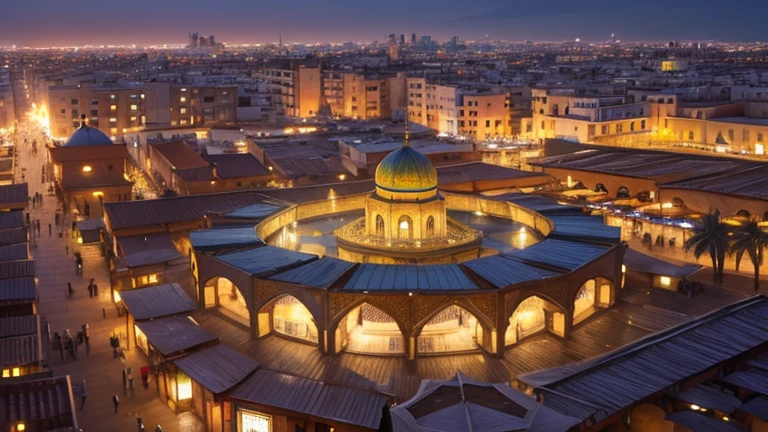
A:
[52,324,90,362]
[30,191,44,209]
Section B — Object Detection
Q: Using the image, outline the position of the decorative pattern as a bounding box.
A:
[375,146,438,192]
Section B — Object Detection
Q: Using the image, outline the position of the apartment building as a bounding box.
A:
[0,69,14,131]
[323,71,405,120]
[531,88,656,143]
[144,83,236,127]
[48,84,146,141]
[254,60,322,118]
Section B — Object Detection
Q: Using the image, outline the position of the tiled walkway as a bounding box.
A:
[19,123,202,432]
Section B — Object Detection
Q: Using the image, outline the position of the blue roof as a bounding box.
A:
[463,255,560,288]
[224,203,284,219]
[505,239,610,271]
[549,216,621,244]
[217,246,317,276]
[270,257,354,289]
[496,193,581,215]
[64,125,113,147]
[119,283,196,320]
[343,264,478,291]
[190,227,263,251]
[519,296,768,422]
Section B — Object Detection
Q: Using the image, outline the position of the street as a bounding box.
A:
[16,117,202,431]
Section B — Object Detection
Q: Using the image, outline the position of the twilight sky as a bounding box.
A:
[1,0,766,47]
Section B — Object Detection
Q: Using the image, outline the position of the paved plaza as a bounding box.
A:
[17,122,202,432]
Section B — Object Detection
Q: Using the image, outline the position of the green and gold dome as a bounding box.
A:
[374,145,438,196]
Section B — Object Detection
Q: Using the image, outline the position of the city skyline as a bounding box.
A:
[2,0,768,47]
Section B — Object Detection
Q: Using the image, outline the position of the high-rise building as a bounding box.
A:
[411,33,417,44]
[399,34,405,45]
[255,59,322,117]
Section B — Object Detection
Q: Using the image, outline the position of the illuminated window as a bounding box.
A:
[2,369,9,377]
[238,409,271,432]
[110,105,117,111]
[109,117,117,123]
[12,367,19,377]
[660,276,671,286]
[130,116,137,122]
[180,108,187,114]
[180,97,187,103]
[177,372,192,400]
[138,274,159,286]
[92,191,104,197]
[181,88,187,92]
[130,104,137,111]
[82,165,92,172]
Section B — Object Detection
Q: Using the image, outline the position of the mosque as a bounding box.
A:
[192,130,626,361]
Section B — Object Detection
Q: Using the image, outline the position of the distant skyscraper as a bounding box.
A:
[388,34,396,45]
[411,33,416,44]
[399,34,405,46]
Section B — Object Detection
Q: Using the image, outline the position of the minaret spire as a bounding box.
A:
[404,119,410,147]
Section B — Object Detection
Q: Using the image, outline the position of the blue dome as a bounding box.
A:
[64,125,113,147]
[375,145,437,193]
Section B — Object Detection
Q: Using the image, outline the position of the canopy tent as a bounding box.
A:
[391,372,581,432]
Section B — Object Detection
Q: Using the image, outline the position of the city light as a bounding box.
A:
[27,103,50,135]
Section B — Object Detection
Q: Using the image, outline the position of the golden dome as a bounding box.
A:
[374,145,437,194]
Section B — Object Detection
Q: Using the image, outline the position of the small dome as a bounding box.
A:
[64,125,113,147]
[375,145,437,193]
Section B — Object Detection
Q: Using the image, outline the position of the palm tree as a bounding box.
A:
[730,217,768,291]
[684,211,730,284]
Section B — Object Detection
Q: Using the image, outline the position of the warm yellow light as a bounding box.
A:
[621,264,626,273]
[148,274,158,284]
[77,237,83,244]
[82,165,92,172]
[723,416,730,422]
[16,423,25,431]
[661,202,673,209]
[177,374,192,400]
[268,166,274,172]
[660,276,671,286]
[519,227,527,234]
[690,404,700,411]
[12,367,19,377]
[92,191,104,197]
[399,220,409,230]
[113,290,121,303]
[474,211,484,217]
[338,174,346,181]
[1,369,9,378]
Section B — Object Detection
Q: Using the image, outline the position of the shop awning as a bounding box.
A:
[174,345,258,394]
[77,219,104,244]
[624,248,702,279]
[119,283,196,320]
[666,410,745,432]
[135,316,218,357]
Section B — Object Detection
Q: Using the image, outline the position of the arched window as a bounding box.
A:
[426,216,435,238]
[594,183,608,194]
[616,186,630,199]
[398,215,413,240]
[736,209,751,219]
[688,131,694,141]
[375,215,385,237]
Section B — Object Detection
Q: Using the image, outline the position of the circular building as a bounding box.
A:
[193,140,625,361]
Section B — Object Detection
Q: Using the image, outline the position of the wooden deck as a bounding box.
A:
[196,300,669,400]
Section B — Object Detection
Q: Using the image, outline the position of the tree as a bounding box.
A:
[684,211,730,284]
[730,217,768,291]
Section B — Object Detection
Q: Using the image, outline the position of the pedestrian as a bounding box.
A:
[88,284,93,298]
[122,368,127,395]
[128,376,135,396]
[48,223,52,237]
[92,282,98,296]
[140,365,150,389]
[79,379,87,410]
[67,282,74,298]
[71,220,77,238]
[55,212,60,226]
[35,220,40,235]
[112,395,119,414]
[65,244,69,255]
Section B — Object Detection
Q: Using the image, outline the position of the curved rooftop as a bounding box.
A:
[375,145,438,194]
[64,124,113,147]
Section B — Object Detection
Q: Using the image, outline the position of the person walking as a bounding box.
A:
[112,395,119,414]
[128,376,135,396]
[87,283,93,298]
[122,368,127,395]
[79,380,87,410]
[35,220,40,235]
[65,245,69,256]
[67,282,74,298]
[48,223,52,237]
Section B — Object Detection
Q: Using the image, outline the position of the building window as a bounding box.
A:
[743,129,749,142]
[91,99,99,105]
[688,131,694,141]
[130,104,138,111]
[110,105,117,111]
[641,120,646,130]
[109,117,117,123]
[376,215,385,237]
[426,216,435,238]
[180,108,187,114]
[758,133,764,142]
[203,96,214,103]
[238,409,271,432]
[180,97,187,103]
[71,99,78,105]
[398,216,413,240]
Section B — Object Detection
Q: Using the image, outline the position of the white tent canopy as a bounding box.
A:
[390,372,581,432]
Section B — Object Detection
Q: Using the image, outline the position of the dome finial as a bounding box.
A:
[79,114,87,129]
[404,120,410,147]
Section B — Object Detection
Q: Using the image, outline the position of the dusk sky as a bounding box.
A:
[2,0,767,47]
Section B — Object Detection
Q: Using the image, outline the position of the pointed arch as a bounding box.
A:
[258,294,319,344]
[202,276,250,327]
[504,295,566,346]
[397,215,413,240]
[426,216,435,238]
[572,276,614,325]
[334,302,404,355]
[375,214,385,237]
[616,186,631,199]
[415,304,485,354]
